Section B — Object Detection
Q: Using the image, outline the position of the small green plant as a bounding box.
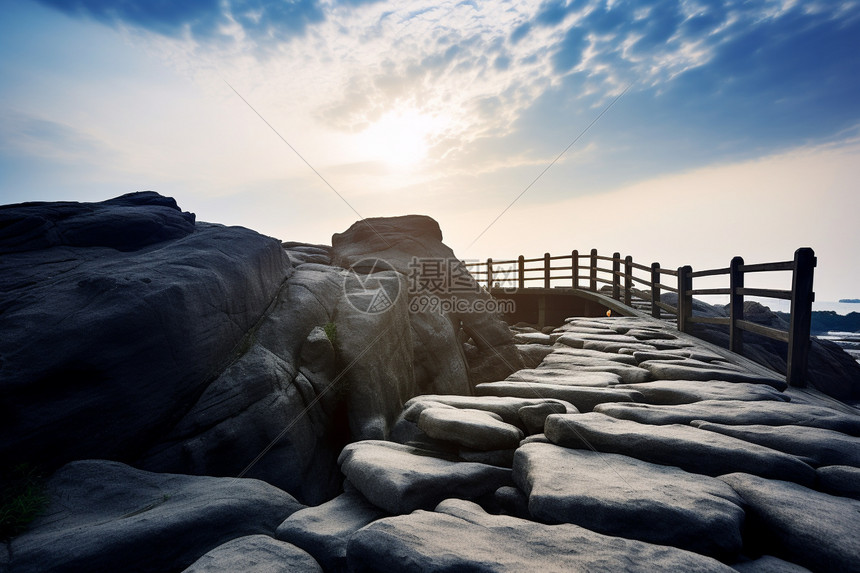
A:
[324,321,338,346]
[0,463,48,540]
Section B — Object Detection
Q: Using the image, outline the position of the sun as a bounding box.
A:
[357,109,440,169]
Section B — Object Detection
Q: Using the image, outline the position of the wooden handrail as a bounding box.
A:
[463,246,816,387]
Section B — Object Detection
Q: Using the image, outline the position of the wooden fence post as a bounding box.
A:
[517,255,525,290]
[487,258,493,290]
[544,252,551,289]
[651,262,661,318]
[590,249,598,291]
[572,250,579,289]
[787,248,816,387]
[677,265,692,332]
[624,256,633,306]
[729,256,744,354]
[612,252,621,300]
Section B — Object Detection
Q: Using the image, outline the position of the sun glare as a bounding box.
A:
[357,109,440,169]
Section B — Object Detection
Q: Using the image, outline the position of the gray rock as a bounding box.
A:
[516,343,554,367]
[547,346,640,365]
[346,499,735,572]
[719,472,860,572]
[418,407,524,450]
[816,465,860,500]
[518,402,568,435]
[493,486,531,519]
[182,535,322,572]
[506,368,622,387]
[513,443,744,559]
[276,491,386,572]
[402,395,578,428]
[615,380,789,404]
[477,381,643,413]
[513,332,552,345]
[330,215,524,388]
[595,400,860,435]
[692,422,860,468]
[1,198,291,475]
[337,441,512,514]
[731,555,811,572]
[0,191,195,254]
[639,360,784,387]
[545,413,816,485]
[138,265,347,504]
[458,448,517,467]
[534,356,653,383]
[9,460,304,573]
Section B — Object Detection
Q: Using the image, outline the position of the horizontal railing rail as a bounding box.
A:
[464,248,816,387]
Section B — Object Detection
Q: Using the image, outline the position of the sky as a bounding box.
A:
[1,0,859,305]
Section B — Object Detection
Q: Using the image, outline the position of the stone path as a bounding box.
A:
[331,316,860,572]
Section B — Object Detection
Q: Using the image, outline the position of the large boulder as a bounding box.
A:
[0,193,290,473]
[8,460,304,573]
[346,499,735,572]
[513,443,745,559]
[330,215,524,390]
[182,535,323,572]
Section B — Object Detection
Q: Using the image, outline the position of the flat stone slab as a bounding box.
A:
[513,332,553,345]
[595,400,860,435]
[518,402,568,435]
[719,472,860,572]
[638,360,785,388]
[816,465,860,500]
[547,346,639,365]
[692,421,860,467]
[532,355,652,383]
[418,407,524,450]
[9,460,305,573]
[476,382,643,413]
[276,491,386,572]
[614,380,789,404]
[182,535,322,572]
[544,413,816,485]
[513,443,744,559]
[346,499,735,572]
[402,395,578,427]
[506,368,622,387]
[337,441,512,514]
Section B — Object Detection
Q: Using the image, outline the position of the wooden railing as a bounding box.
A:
[464,248,816,387]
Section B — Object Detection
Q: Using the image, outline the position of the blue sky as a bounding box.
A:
[2,0,860,302]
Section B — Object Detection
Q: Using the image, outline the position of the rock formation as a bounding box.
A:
[3,193,859,572]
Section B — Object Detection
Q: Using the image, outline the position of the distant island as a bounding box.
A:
[774,310,860,333]
[839,299,860,303]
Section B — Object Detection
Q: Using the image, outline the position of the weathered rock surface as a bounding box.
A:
[545,413,816,485]
[614,379,789,404]
[337,440,512,514]
[731,555,812,572]
[692,421,860,468]
[402,394,578,428]
[719,472,860,572]
[418,407,524,450]
[330,215,524,388]
[517,402,569,435]
[506,367,622,387]
[0,191,195,253]
[513,443,745,558]
[8,460,304,573]
[638,360,783,386]
[346,499,735,572]
[0,193,290,474]
[816,465,860,500]
[476,381,644,412]
[276,491,386,572]
[533,353,652,383]
[595,400,860,435]
[182,535,322,572]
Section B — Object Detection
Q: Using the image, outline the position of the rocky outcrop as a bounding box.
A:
[346,499,735,572]
[8,460,305,573]
[0,192,290,474]
[182,535,323,572]
[331,215,524,389]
